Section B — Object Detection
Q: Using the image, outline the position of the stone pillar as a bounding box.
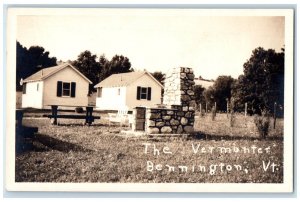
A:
[163,67,196,133]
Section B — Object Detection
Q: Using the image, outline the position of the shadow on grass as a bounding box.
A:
[191,131,283,141]
[34,134,93,152]
[16,130,93,154]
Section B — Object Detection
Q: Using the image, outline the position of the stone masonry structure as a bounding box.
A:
[132,67,195,134]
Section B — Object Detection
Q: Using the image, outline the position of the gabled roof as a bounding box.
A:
[23,63,92,84]
[94,71,164,88]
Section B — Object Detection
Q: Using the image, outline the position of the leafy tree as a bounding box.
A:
[150,71,165,98]
[194,85,206,109]
[202,76,235,112]
[151,71,165,85]
[72,50,101,90]
[97,54,109,82]
[203,86,215,110]
[16,41,57,90]
[232,47,284,115]
[72,52,133,92]
[213,76,235,111]
[98,54,132,81]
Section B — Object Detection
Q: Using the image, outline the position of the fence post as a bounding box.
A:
[273,102,277,129]
[199,103,202,114]
[245,102,247,117]
[205,102,208,113]
[211,106,216,121]
[226,98,229,118]
[214,102,217,113]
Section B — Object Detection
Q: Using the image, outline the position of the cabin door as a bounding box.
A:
[135,107,146,131]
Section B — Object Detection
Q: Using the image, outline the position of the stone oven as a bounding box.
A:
[132,67,195,134]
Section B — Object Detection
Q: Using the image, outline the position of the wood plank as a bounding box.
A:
[43,114,100,119]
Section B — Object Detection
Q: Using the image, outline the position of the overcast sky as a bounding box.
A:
[16,9,285,79]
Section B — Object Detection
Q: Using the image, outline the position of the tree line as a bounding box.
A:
[16,41,133,92]
[16,41,284,116]
[16,41,57,91]
[193,47,284,116]
[71,51,133,92]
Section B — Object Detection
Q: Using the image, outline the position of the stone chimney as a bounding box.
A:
[145,67,196,134]
[163,67,195,108]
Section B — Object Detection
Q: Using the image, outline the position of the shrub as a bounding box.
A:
[254,112,270,139]
[75,107,84,113]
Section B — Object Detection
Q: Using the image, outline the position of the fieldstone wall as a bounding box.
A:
[146,67,195,134]
[145,106,194,134]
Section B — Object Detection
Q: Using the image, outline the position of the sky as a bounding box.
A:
[16,9,285,80]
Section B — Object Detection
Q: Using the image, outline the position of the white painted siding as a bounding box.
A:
[126,74,162,109]
[43,66,89,108]
[96,86,126,110]
[95,74,162,110]
[22,81,43,108]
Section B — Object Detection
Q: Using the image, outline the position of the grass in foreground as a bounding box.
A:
[15,113,283,183]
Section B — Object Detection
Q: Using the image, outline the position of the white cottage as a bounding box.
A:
[21,63,92,109]
[94,71,163,110]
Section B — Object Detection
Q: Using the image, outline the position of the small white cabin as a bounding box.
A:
[94,71,163,110]
[21,63,92,109]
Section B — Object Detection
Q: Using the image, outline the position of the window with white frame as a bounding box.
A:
[140,87,147,99]
[62,82,71,96]
[136,86,152,100]
[56,81,76,98]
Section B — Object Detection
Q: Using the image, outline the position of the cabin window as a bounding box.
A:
[57,81,76,97]
[140,87,147,99]
[136,86,152,100]
[97,87,102,97]
[118,88,121,96]
[22,83,26,94]
[37,83,39,91]
[62,82,71,96]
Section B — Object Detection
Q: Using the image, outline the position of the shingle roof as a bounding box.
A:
[94,71,163,88]
[23,63,92,84]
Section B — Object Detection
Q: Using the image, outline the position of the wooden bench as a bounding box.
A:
[108,107,133,127]
[44,105,100,125]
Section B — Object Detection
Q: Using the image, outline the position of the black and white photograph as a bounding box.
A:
[5,7,294,192]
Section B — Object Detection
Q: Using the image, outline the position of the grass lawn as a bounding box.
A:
[15,112,284,183]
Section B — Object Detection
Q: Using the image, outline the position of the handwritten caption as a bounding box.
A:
[142,143,280,175]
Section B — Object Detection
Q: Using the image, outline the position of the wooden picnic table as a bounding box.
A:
[44,105,100,126]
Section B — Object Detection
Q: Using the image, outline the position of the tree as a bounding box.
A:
[151,71,165,85]
[97,54,109,82]
[232,47,284,115]
[98,54,133,82]
[72,52,133,92]
[194,85,206,109]
[202,76,235,112]
[72,50,101,90]
[16,41,57,90]
[203,86,215,110]
[213,76,235,111]
[150,71,165,98]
